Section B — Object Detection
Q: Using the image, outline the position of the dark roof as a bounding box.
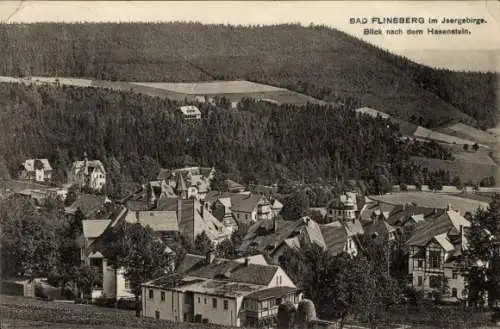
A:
[231,193,266,213]
[387,204,446,226]
[178,199,195,242]
[177,254,279,286]
[156,198,179,211]
[126,200,151,211]
[245,286,298,301]
[65,194,108,218]
[175,173,187,192]
[405,210,469,247]
[320,223,348,256]
[239,218,298,253]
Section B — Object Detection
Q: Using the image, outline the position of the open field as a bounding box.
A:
[369,191,488,214]
[410,156,497,184]
[0,76,325,106]
[438,123,497,146]
[355,107,487,147]
[131,81,285,94]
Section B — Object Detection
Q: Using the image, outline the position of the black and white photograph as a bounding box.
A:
[0,1,499,328]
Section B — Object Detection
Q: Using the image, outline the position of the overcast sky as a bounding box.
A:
[0,1,499,72]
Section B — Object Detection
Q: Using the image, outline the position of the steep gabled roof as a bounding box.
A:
[21,159,52,171]
[239,218,302,253]
[124,210,179,232]
[82,219,111,239]
[406,210,470,247]
[231,193,267,213]
[320,222,349,256]
[175,172,187,192]
[65,194,109,218]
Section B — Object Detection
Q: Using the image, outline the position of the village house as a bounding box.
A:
[178,105,202,120]
[156,167,215,201]
[17,187,68,205]
[79,198,231,299]
[238,216,358,265]
[69,155,106,191]
[406,206,471,301]
[65,194,113,219]
[205,192,274,226]
[141,252,302,328]
[18,158,52,182]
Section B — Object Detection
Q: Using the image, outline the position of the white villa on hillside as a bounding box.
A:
[18,158,52,182]
[69,154,106,191]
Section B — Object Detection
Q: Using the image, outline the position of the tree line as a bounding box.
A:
[0,83,461,198]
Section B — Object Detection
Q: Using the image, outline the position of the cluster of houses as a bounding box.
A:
[12,155,482,328]
[15,154,107,203]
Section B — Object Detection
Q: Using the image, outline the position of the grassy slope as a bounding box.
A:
[0,295,245,329]
[1,295,495,329]
[0,23,481,127]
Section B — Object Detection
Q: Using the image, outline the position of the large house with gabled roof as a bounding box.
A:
[406,207,471,301]
[18,158,53,182]
[141,252,302,328]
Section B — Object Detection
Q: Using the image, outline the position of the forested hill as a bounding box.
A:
[0,83,457,197]
[0,22,496,129]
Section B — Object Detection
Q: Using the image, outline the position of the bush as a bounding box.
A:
[117,298,136,310]
[93,296,117,308]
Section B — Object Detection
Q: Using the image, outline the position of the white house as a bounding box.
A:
[179,105,201,120]
[141,252,302,327]
[69,155,106,191]
[19,159,52,182]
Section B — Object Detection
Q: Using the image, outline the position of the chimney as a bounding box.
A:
[135,210,140,223]
[447,204,452,211]
[206,250,215,264]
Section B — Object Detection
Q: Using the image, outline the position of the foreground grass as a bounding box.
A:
[1,295,498,329]
[0,295,242,329]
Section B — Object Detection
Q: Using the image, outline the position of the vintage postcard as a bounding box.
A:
[0,1,499,329]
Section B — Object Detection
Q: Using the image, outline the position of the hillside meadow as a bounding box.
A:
[0,22,496,128]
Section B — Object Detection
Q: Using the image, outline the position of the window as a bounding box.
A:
[417,276,423,286]
[224,300,228,310]
[198,297,200,303]
[237,214,240,219]
[204,298,207,304]
[149,289,154,299]
[124,279,131,290]
[452,288,458,297]
[276,298,282,306]
[245,214,249,220]
[212,298,217,308]
[452,271,458,279]
[155,311,160,320]
[429,250,441,269]
[418,260,424,268]
[161,291,165,301]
